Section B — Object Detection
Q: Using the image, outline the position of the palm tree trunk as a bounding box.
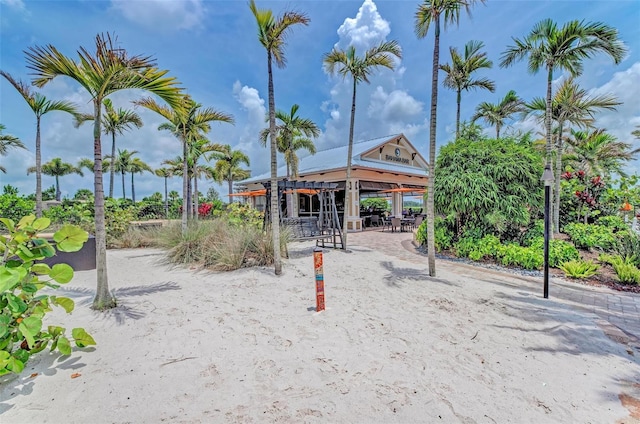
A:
[188,177,193,219]
[35,116,42,217]
[228,172,233,199]
[267,51,282,275]
[164,176,169,218]
[55,175,60,201]
[455,89,461,140]
[496,123,501,140]
[553,121,564,234]
[109,132,116,198]
[194,175,199,220]
[121,171,126,200]
[546,66,555,235]
[131,172,136,203]
[91,98,115,310]
[181,134,188,234]
[342,78,357,249]
[426,14,440,277]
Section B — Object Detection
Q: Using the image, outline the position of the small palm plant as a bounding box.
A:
[558,259,599,279]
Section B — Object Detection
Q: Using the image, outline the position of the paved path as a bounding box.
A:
[348,228,640,345]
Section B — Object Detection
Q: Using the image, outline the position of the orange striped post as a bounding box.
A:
[313,248,325,312]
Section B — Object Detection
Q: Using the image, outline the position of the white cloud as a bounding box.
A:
[335,0,390,53]
[368,86,423,122]
[232,81,266,148]
[110,0,205,31]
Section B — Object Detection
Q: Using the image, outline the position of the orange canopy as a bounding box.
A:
[228,189,266,197]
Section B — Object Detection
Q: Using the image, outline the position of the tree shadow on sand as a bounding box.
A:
[54,281,181,325]
[379,260,458,288]
[0,351,89,413]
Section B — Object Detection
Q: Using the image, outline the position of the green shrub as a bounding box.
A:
[454,237,479,258]
[416,217,454,252]
[44,202,94,233]
[220,203,264,228]
[0,215,95,375]
[497,243,543,270]
[527,237,580,267]
[0,194,35,223]
[598,254,640,285]
[597,215,628,232]
[559,260,599,279]
[520,220,544,247]
[611,232,640,267]
[563,223,617,251]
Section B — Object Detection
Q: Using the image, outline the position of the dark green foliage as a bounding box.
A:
[529,237,581,267]
[361,198,390,212]
[611,232,640,267]
[596,215,628,231]
[434,136,543,238]
[416,217,454,252]
[520,220,544,246]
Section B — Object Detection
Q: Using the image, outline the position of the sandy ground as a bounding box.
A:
[1,242,639,423]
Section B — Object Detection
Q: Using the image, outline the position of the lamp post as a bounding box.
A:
[541,164,554,299]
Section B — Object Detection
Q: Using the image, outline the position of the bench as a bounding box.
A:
[281,217,332,242]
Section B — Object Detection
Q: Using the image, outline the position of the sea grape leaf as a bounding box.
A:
[19,316,42,349]
[49,264,73,284]
[53,226,88,252]
[17,215,35,229]
[72,328,96,348]
[0,315,9,339]
[53,297,75,313]
[31,263,51,275]
[57,336,71,356]
[32,217,51,231]
[0,218,14,232]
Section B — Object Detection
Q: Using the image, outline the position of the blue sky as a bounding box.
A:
[1,0,639,200]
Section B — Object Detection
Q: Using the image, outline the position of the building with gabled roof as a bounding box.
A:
[237,133,428,231]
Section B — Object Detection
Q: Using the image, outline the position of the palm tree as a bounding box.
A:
[323,41,401,248]
[128,156,152,203]
[75,99,143,198]
[415,0,485,277]
[500,19,627,233]
[136,96,233,230]
[1,71,78,217]
[109,149,138,200]
[209,144,251,198]
[28,157,83,201]
[259,104,319,216]
[565,128,640,178]
[524,78,620,231]
[250,0,310,275]
[472,90,525,139]
[0,124,26,173]
[439,40,494,139]
[155,167,173,218]
[25,33,183,309]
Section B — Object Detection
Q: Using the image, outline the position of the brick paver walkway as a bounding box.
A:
[348,228,640,344]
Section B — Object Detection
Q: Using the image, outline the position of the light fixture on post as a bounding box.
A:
[541,164,554,299]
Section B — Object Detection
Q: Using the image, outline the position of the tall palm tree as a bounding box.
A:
[439,40,494,139]
[75,98,143,198]
[155,167,173,218]
[500,19,627,233]
[185,138,220,219]
[25,33,183,309]
[109,149,138,200]
[28,157,83,201]
[565,128,640,178]
[259,104,319,217]
[1,71,78,217]
[0,124,26,173]
[323,41,401,248]
[415,0,485,277]
[472,90,525,139]
[250,0,310,275]
[128,156,152,203]
[136,96,233,230]
[209,144,251,198]
[524,78,620,231]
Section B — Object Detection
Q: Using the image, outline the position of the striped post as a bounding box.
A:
[313,248,325,312]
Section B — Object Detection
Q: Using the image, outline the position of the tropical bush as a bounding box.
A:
[219,202,264,228]
[416,217,454,252]
[559,260,599,279]
[563,222,617,251]
[611,232,640,267]
[497,243,543,270]
[520,220,544,247]
[0,194,35,224]
[597,215,628,232]
[528,237,581,268]
[434,135,543,238]
[0,215,95,375]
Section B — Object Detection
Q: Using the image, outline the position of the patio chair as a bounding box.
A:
[413,215,423,230]
[370,214,380,227]
[390,217,401,232]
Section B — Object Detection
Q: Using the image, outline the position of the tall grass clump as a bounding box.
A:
[153,217,283,271]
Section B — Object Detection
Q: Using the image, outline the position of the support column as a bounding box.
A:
[346,179,362,232]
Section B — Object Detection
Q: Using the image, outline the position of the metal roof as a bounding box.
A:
[242,133,427,184]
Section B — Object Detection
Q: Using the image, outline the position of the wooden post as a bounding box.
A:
[313,247,325,312]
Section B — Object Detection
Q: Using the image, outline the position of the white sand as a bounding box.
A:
[1,242,639,423]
